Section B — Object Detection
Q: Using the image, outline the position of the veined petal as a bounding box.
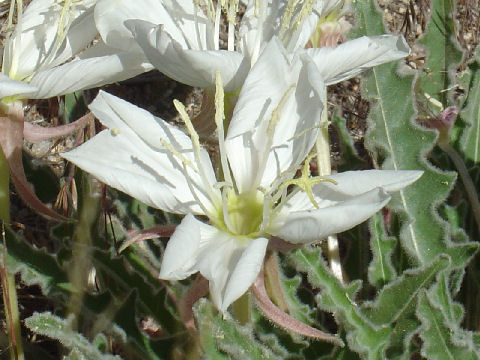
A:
[272,188,391,243]
[159,214,209,280]
[62,92,218,214]
[127,19,246,90]
[160,218,267,312]
[306,35,410,85]
[95,0,209,52]
[285,170,423,212]
[0,74,37,99]
[226,38,325,192]
[28,50,153,98]
[220,237,268,312]
[4,0,96,80]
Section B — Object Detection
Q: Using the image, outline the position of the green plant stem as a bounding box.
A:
[0,143,24,360]
[439,141,480,231]
[315,92,344,283]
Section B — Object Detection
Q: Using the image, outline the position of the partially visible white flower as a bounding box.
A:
[0,0,152,104]
[95,0,409,92]
[62,39,422,312]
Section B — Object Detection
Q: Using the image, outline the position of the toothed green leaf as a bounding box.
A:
[290,248,391,360]
[417,290,480,360]
[362,255,450,325]
[416,0,462,107]
[352,0,478,267]
[25,312,120,360]
[368,213,397,288]
[194,299,275,359]
[460,47,480,163]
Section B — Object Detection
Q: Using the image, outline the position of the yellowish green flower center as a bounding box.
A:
[215,189,265,237]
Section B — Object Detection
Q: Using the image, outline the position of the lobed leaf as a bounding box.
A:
[460,47,480,163]
[194,299,275,359]
[352,0,478,267]
[362,255,450,325]
[289,248,390,360]
[25,312,120,360]
[367,212,397,288]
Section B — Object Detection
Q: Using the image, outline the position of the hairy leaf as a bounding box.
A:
[460,47,480,163]
[367,212,397,288]
[25,312,120,360]
[194,299,275,359]
[352,0,478,267]
[290,248,390,360]
[362,255,450,325]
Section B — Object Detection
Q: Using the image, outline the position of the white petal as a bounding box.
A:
[226,38,325,192]
[159,214,210,280]
[285,170,423,212]
[161,216,267,312]
[5,0,96,79]
[0,74,37,99]
[95,0,209,52]
[272,188,391,243]
[127,19,247,91]
[62,92,218,214]
[307,35,410,85]
[221,237,268,312]
[28,51,153,98]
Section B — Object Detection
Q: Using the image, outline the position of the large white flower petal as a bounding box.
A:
[159,214,212,280]
[62,130,204,214]
[272,188,391,243]
[226,38,324,192]
[285,170,423,212]
[0,74,37,99]
[62,92,218,214]
[29,51,153,98]
[5,0,96,79]
[221,237,268,312]
[306,35,410,85]
[95,0,209,52]
[126,19,246,90]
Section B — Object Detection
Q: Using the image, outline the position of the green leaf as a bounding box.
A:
[460,47,480,163]
[25,312,120,360]
[282,274,316,326]
[416,0,462,106]
[352,0,478,267]
[194,299,275,359]
[289,248,390,360]
[362,255,450,325]
[417,290,479,360]
[2,225,68,296]
[367,213,397,288]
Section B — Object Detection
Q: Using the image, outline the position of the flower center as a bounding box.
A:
[216,189,265,237]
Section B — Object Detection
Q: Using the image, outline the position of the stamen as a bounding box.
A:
[7,0,23,79]
[159,139,194,169]
[252,84,296,189]
[221,188,235,233]
[278,153,338,209]
[213,2,221,51]
[174,99,216,204]
[214,71,233,187]
[267,84,296,135]
[159,138,216,218]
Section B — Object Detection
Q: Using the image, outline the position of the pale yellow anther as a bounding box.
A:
[279,153,337,209]
[159,139,194,169]
[174,99,201,151]
[267,84,295,135]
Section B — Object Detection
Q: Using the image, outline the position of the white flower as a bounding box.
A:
[94,0,409,92]
[62,39,422,312]
[0,0,152,103]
